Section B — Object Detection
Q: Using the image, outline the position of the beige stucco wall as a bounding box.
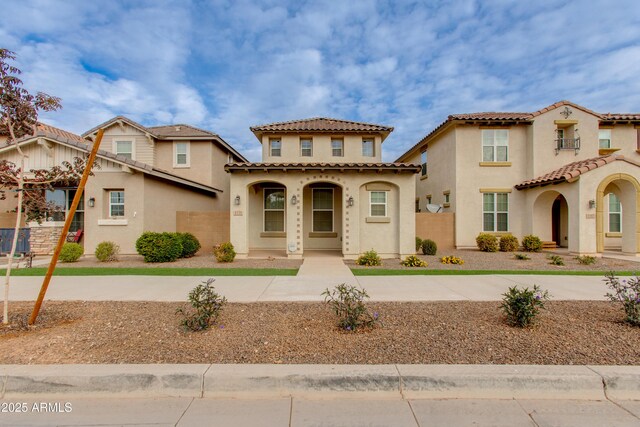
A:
[260,134,383,163]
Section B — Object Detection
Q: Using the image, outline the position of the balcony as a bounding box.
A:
[555,137,580,155]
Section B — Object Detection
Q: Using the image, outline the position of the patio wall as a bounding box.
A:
[176,211,230,253]
[416,212,455,250]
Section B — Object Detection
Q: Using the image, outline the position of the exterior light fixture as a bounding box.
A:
[589,199,596,209]
[347,196,354,207]
[291,195,298,205]
[234,195,241,205]
[88,197,95,208]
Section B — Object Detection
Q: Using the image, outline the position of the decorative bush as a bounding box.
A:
[522,235,543,252]
[576,255,596,265]
[322,284,379,331]
[176,278,227,331]
[356,250,382,266]
[95,241,119,262]
[214,242,236,263]
[177,233,201,258]
[514,253,530,260]
[135,232,183,263]
[604,272,640,326]
[441,255,464,265]
[421,239,438,256]
[476,233,498,252]
[499,235,519,252]
[59,242,83,263]
[415,237,423,252]
[501,285,550,327]
[547,254,565,266]
[401,255,427,267]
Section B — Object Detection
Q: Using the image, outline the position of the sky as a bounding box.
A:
[1,0,639,162]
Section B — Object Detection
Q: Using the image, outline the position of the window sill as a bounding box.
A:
[98,219,128,226]
[605,232,622,238]
[173,164,191,169]
[309,232,338,238]
[443,203,451,208]
[420,174,428,180]
[365,217,390,223]
[599,148,620,155]
[479,162,512,167]
[260,232,285,238]
[483,231,512,236]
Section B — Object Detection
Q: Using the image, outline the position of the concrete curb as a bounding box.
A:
[1,364,638,400]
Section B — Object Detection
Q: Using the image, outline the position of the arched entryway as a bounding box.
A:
[532,190,569,247]
[301,181,344,255]
[596,174,640,254]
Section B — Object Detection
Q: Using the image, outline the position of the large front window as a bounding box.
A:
[312,188,333,232]
[483,192,508,232]
[264,188,285,232]
[609,193,621,232]
[46,188,84,231]
[370,191,387,217]
[482,129,508,162]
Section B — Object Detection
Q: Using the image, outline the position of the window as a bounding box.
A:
[444,193,450,204]
[174,142,189,167]
[109,191,125,217]
[482,129,508,162]
[362,138,374,157]
[45,188,84,231]
[421,150,427,176]
[115,140,133,160]
[270,138,281,157]
[264,188,285,232]
[556,128,565,141]
[300,138,313,157]
[227,153,234,164]
[312,188,333,232]
[370,191,387,217]
[609,193,621,232]
[483,193,508,232]
[599,129,612,149]
[331,139,344,157]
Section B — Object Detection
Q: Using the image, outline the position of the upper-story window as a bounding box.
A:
[331,138,344,157]
[114,140,133,160]
[174,142,190,167]
[482,129,508,162]
[227,153,234,164]
[599,129,612,149]
[421,150,427,176]
[270,138,281,157]
[300,138,313,157]
[362,138,374,157]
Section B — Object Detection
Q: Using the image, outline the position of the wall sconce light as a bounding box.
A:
[589,199,596,209]
[347,196,354,207]
[88,197,95,208]
[291,195,297,205]
[234,195,241,205]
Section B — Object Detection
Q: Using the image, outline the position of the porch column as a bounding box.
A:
[398,175,416,257]
[229,177,248,259]
[286,183,303,259]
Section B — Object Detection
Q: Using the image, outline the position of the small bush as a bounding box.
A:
[356,250,382,266]
[401,255,427,267]
[522,235,543,252]
[136,232,183,263]
[499,235,519,252]
[604,272,640,326]
[547,254,565,266]
[59,242,83,263]
[421,239,438,256]
[415,237,423,252]
[476,233,498,252]
[95,241,119,262]
[178,233,201,258]
[514,253,530,260]
[576,255,596,265]
[441,255,464,265]
[322,284,380,331]
[176,278,227,331]
[501,285,550,327]
[214,242,236,263]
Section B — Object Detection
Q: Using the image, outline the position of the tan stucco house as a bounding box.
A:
[397,101,640,255]
[0,118,246,255]
[226,118,420,259]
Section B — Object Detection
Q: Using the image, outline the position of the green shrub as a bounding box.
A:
[514,253,530,260]
[421,239,438,255]
[214,242,236,263]
[547,254,565,266]
[401,255,427,267]
[59,242,83,263]
[604,272,640,326]
[95,241,119,262]
[501,285,550,327]
[356,250,382,266]
[499,235,519,252]
[576,255,596,265]
[176,278,227,331]
[522,235,543,252]
[441,255,464,265]
[476,233,498,252]
[322,284,380,331]
[415,237,423,252]
[135,232,183,263]
[177,233,201,258]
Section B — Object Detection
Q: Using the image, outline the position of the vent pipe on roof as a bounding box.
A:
[175,126,181,132]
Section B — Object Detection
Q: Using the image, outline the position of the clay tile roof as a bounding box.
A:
[449,112,532,120]
[35,123,89,145]
[250,117,394,133]
[146,124,218,138]
[601,113,640,121]
[225,162,420,173]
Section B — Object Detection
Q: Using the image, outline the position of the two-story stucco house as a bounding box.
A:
[0,117,247,255]
[397,101,640,255]
[226,118,420,259]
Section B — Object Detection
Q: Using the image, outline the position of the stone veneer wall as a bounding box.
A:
[29,222,64,255]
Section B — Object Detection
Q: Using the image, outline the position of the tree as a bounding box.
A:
[0,49,90,324]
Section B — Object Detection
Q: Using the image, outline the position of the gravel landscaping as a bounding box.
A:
[1,300,638,365]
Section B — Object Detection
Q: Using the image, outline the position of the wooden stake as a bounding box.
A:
[28,129,104,325]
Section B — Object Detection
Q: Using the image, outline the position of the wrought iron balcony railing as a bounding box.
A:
[555,137,580,155]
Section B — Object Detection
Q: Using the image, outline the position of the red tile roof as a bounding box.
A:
[225,162,420,173]
[145,124,218,138]
[36,123,89,145]
[449,112,532,120]
[250,117,393,133]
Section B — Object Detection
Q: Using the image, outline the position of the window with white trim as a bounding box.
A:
[114,140,133,160]
[362,138,374,157]
[109,190,125,217]
[370,191,387,217]
[269,138,281,157]
[331,138,343,157]
[483,192,508,232]
[482,129,508,162]
[609,193,621,232]
[174,142,190,167]
[264,188,285,232]
[312,188,333,232]
[421,150,427,176]
[599,129,612,149]
[300,138,313,157]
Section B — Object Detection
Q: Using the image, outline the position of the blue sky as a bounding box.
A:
[1,0,639,161]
